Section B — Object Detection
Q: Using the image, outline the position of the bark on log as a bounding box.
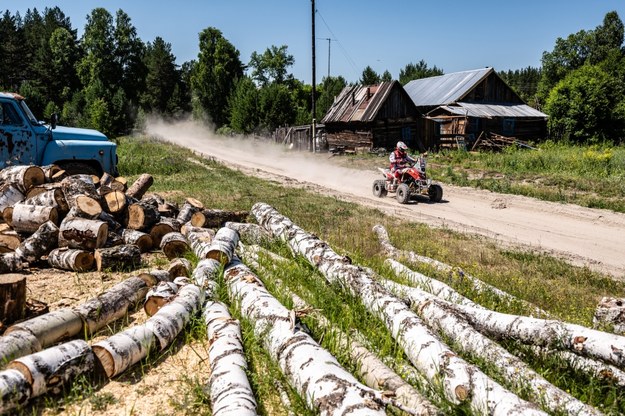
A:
[61,174,99,207]
[58,217,108,250]
[190,209,248,228]
[127,201,160,231]
[8,339,94,397]
[252,203,545,415]
[204,301,257,416]
[0,183,24,213]
[40,164,62,182]
[593,297,625,335]
[97,210,123,233]
[93,325,157,378]
[0,369,30,413]
[146,284,204,351]
[226,221,272,245]
[111,176,127,192]
[149,217,181,247]
[25,182,62,199]
[384,279,601,416]
[4,308,83,354]
[186,227,214,259]
[0,274,26,326]
[373,224,549,318]
[143,281,178,316]
[73,275,150,334]
[0,331,41,366]
[47,247,94,272]
[224,258,388,416]
[176,201,202,223]
[15,220,59,263]
[0,253,25,274]
[102,190,128,215]
[126,173,154,200]
[141,193,165,207]
[97,172,115,196]
[191,259,221,295]
[0,230,21,253]
[10,203,58,233]
[167,257,192,279]
[23,188,68,213]
[160,232,189,259]
[121,229,153,253]
[205,227,238,264]
[94,244,142,272]
[103,231,124,248]
[0,165,45,193]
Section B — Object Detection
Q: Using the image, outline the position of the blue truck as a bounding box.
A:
[0,92,118,176]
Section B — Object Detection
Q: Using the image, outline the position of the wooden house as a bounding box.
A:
[404,67,547,148]
[320,80,425,152]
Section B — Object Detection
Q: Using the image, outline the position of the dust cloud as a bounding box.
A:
[143,118,381,196]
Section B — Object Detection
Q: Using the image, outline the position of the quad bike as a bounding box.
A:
[372,153,443,204]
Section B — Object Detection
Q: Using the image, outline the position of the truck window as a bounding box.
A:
[1,103,23,126]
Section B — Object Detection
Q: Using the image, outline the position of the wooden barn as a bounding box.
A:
[404,67,547,149]
[320,80,425,152]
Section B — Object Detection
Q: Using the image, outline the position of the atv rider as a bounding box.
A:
[389,141,416,182]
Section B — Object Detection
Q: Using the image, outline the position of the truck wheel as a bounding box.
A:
[372,180,387,197]
[58,162,100,177]
[396,183,411,204]
[428,184,443,202]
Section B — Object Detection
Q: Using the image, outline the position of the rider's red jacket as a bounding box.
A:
[389,149,416,172]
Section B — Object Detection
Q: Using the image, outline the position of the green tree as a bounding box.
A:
[499,66,542,106]
[381,70,393,82]
[228,76,259,133]
[248,45,294,87]
[545,64,625,142]
[114,9,146,104]
[399,60,443,85]
[0,11,24,90]
[258,83,295,132]
[360,65,380,85]
[141,37,179,115]
[191,27,243,127]
[316,75,346,120]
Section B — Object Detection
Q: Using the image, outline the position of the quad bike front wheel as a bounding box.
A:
[428,184,443,202]
[372,180,387,198]
[396,183,411,204]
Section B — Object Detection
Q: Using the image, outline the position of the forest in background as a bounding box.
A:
[1,7,624,144]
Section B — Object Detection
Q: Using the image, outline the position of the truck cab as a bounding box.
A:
[0,92,118,175]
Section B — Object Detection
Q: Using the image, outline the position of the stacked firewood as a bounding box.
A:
[0,164,248,328]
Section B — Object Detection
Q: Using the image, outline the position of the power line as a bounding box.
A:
[316,9,359,79]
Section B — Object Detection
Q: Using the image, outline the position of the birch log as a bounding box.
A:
[61,174,99,207]
[74,275,151,334]
[224,258,387,416]
[0,165,44,193]
[8,339,94,397]
[143,281,179,316]
[383,279,601,416]
[0,369,30,413]
[10,203,58,233]
[252,203,545,415]
[0,252,25,273]
[121,229,153,253]
[94,244,141,271]
[0,184,25,212]
[373,224,549,318]
[93,325,157,378]
[125,173,153,200]
[48,248,95,272]
[127,201,160,231]
[58,217,108,250]
[0,230,21,252]
[102,190,128,215]
[167,257,192,279]
[186,227,214,259]
[176,201,201,223]
[191,258,221,295]
[226,221,272,245]
[40,164,62,182]
[204,301,257,416]
[150,218,181,247]
[190,209,248,228]
[0,331,41,366]
[160,232,189,259]
[205,227,238,264]
[593,297,625,335]
[22,188,68,213]
[15,220,59,263]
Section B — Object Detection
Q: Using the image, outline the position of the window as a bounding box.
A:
[502,118,515,136]
[1,103,23,126]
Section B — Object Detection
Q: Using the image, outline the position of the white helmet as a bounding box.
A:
[397,141,408,151]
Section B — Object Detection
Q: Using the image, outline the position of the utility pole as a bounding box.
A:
[326,38,331,78]
[311,0,316,153]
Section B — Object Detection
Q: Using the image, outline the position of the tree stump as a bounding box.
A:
[0,274,26,326]
[94,244,142,272]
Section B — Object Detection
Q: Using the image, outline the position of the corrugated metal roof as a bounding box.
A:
[432,102,547,118]
[321,81,395,123]
[404,68,493,107]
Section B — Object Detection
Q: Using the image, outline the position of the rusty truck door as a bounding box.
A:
[0,101,36,167]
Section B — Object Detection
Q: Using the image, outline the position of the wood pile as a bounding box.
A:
[470,131,536,151]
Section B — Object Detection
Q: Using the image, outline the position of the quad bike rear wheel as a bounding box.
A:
[396,183,411,204]
[428,184,443,202]
[372,180,387,197]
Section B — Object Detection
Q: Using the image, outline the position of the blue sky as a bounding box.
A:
[3,1,625,83]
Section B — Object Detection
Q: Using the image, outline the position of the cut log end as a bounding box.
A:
[0,273,27,325]
[92,345,115,379]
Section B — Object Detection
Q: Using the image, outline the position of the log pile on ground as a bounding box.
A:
[0,164,623,414]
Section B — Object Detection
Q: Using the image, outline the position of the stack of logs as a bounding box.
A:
[0,164,248,328]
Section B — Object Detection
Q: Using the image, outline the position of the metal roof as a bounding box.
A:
[432,102,547,118]
[321,81,396,123]
[404,68,493,107]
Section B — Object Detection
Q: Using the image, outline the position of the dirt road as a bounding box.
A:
[148,121,625,279]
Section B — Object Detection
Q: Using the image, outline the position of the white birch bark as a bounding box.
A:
[225,221,272,245]
[224,258,387,416]
[204,301,257,416]
[92,325,157,378]
[167,257,192,279]
[0,330,42,366]
[384,280,602,416]
[205,227,239,264]
[5,308,83,350]
[185,227,214,259]
[0,184,25,212]
[14,220,59,263]
[0,368,30,413]
[144,281,179,316]
[146,284,204,351]
[252,202,545,416]
[8,339,94,397]
[191,258,221,296]
[47,247,95,272]
[373,224,549,317]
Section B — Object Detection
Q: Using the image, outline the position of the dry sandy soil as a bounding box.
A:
[148,121,625,280]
